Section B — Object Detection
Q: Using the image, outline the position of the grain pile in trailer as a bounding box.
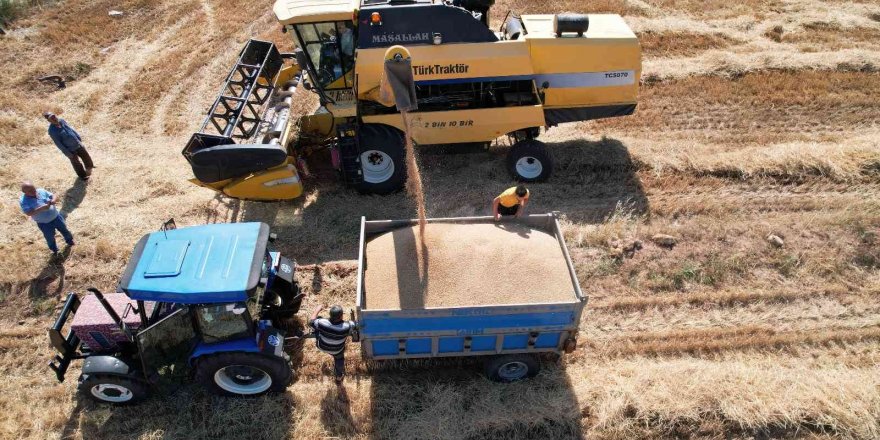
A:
[363,223,574,310]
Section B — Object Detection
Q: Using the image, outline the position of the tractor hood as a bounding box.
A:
[119,223,270,304]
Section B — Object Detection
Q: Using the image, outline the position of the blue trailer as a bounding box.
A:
[354,213,586,381]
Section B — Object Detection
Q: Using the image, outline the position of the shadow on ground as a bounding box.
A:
[61,178,88,216]
[203,136,647,265]
[63,387,300,439]
[367,358,582,439]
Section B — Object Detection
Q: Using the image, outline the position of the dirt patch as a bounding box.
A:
[363,223,576,310]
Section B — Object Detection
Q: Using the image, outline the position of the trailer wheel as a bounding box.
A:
[196,352,291,397]
[80,374,149,405]
[507,139,553,182]
[484,354,540,382]
[357,124,406,194]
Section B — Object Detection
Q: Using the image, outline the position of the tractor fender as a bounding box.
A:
[189,339,262,366]
[81,355,142,380]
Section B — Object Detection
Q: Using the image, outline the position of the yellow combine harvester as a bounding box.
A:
[183,0,640,200]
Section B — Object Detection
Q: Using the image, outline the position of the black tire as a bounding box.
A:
[506,139,553,182]
[265,283,303,321]
[195,352,291,397]
[484,354,540,382]
[357,124,406,194]
[79,374,149,405]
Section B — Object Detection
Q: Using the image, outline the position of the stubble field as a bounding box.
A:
[0,0,878,438]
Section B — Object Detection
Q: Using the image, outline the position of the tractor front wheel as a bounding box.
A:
[264,283,303,321]
[507,139,553,182]
[79,374,149,405]
[196,352,291,397]
[357,124,406,194]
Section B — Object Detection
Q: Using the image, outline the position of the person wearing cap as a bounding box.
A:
[19,180,74,255]
[493,184,530,220]
[44,112,94,180]
[309,304,356,384]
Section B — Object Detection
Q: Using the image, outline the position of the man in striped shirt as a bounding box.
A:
[310,304,355,384]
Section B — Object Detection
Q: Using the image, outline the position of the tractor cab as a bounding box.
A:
[48,222,302,404]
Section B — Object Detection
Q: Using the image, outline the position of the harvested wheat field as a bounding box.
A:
[0,0,879,439]
[363,223,575,310]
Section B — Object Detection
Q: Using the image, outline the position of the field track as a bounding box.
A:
[0,0,878,438]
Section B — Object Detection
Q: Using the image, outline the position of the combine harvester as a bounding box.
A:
[182,0,641,200]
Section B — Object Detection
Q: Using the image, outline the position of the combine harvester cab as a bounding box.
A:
[183,0,640,200]
[47,222,303,404]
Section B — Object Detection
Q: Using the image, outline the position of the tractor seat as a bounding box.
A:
[189,143,288,183]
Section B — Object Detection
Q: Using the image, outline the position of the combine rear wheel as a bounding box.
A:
[196,352,291,397]
[507,139,553,182]
[357,124,406,194]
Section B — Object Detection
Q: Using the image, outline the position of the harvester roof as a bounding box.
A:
[274,0,358,25]
[119,223,269,304]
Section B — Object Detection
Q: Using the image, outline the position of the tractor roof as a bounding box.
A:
[119,223,269,304]
[274,0,358,25]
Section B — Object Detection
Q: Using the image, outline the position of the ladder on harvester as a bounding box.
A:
[183,40,283,158]
[336,123,363,186]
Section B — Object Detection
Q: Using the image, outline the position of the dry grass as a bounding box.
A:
[0,0,879,438]
[643,0,785,18]
[638,30,739,56]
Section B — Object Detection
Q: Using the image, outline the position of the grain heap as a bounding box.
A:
[364,222,575,310]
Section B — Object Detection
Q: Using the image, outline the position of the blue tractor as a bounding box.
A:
[47,222,303,404]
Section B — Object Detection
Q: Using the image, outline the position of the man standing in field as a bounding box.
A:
[310,304,356,384]
[493,184,530,220]
[19,180,74,255]
[44,112,94,181]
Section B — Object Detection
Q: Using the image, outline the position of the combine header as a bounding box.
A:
[183,0,641,200]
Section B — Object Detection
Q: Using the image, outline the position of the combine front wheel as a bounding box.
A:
[507,139,553,182]
[357,124,406,194]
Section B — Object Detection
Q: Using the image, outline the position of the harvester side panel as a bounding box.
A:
[524,14,640,110]
[361,105,545,144]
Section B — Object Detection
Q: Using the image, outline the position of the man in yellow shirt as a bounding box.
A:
[493,185,530,220]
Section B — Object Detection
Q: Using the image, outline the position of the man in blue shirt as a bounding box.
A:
[44,112,94,180]
[19,181,74,254]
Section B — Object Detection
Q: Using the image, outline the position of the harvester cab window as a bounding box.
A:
[196,303,252,344]
[295,21,355,90]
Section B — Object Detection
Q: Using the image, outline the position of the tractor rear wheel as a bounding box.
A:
[484,354,540,382]
[357,124,406,194]
[507,139,553,182]
[195,352,291,397]
[79,374,149,405]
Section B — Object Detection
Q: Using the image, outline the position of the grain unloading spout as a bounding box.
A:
[380,45,427,234]
[379,45,418,112]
